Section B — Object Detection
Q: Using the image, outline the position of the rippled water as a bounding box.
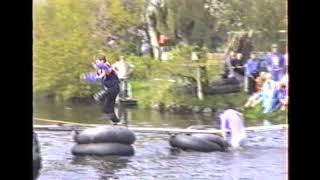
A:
[36,129,287,180]
[34,99,287,179]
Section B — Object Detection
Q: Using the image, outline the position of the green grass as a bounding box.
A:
[130,80,287,124]
[130,80,153,108]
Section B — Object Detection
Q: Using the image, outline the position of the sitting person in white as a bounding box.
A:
[218,109,247,148]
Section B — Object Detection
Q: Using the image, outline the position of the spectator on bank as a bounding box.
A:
[112,55,134,99]
[222,50,236,79]
[256,53,269,73]
[244,72,268,108]
[244,52,259,95]
[266,44,285,81]
[232,53,245,76]
[260,73,277,113]
[272,81,287,112]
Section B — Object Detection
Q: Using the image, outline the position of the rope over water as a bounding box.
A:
[33,117,288,134]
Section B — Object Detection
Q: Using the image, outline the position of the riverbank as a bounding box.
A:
[34,79,287,125]
[130,80,287,124]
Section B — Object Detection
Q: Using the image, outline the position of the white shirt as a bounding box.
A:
[112,60,134,79]
[220,109,247,148]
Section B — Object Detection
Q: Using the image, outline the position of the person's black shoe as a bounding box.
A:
[111,115,120,124]
[104,113,120,125]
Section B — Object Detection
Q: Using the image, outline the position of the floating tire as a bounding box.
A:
[191,134,229,150]
[71,143,134,156]
[169,134,227,152]
[33,132,41,179]
[74,126,136,145]
[204,84,240,95]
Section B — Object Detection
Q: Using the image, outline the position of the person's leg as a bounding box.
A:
[119,79,125,99]
[93,89,108,103]
[263,96,274,113]
[245,93,256,107]
[123,79,128,98]
[244,75,248,93]
[102,85,120,124]
[248,77,252,94]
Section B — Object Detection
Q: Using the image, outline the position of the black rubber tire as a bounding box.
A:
[74,126,136,145]
[33,157,41,179]
[204,84,240,94]
[191,134,229,150]
[33,132,41,179]
[169,134,226,152]
[71,143,134,156]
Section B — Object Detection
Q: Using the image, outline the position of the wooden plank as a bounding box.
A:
[33,124,288,134]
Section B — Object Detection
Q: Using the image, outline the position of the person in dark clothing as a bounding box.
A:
[96,55,121,124]
[82,55,121,124]
[244,52,259,95]
[231,53,245,76]
[222,50,236,79]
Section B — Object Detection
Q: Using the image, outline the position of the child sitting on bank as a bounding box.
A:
[272,81,288,111]
[259,73,277,113]
[244,72,268,108]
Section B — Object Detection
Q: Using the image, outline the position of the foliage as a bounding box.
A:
[152,0,286,51]
[34,0,145,99]
[131,80,287,123]
[34,0,287,105]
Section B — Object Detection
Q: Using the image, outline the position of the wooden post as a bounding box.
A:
[192,52,203,100]
[146,5,160,60]
[196,66,203,100]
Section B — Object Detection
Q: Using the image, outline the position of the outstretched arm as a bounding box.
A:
[96,63,114,75]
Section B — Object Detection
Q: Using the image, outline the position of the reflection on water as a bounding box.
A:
[36,129,287,180]
[33,99,266,128]
[33,99,218,128]
[34,99,287,180]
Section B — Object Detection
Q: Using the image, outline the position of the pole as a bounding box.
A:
[196,66,203,100]
[192,52,203,100]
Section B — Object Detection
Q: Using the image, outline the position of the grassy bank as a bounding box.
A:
[130,80,287,124]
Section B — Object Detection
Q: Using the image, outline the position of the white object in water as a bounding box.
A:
[263,120,272,126]
[220,109,247,148]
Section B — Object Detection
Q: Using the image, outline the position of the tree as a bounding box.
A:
[33,0,145,99]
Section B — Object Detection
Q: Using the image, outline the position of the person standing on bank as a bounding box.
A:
[244,52,259,95]
[112,55,134,99]
[94,56,120,124]
[266,44,285,81]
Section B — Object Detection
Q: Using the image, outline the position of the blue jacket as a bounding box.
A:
[82,63,120,88]
[101,71,120,88]
[244,58,258,76]
[267,52,285,72]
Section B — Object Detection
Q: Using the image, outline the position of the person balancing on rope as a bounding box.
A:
[217,108,247,148]
[81,55,121,125]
